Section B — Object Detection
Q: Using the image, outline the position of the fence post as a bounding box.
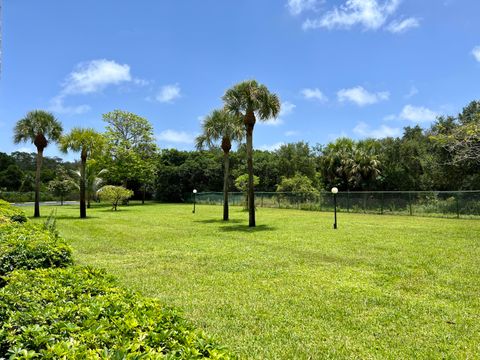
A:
[381,192,384,215]
[456,194,460,219]
[409,192,413,216]
[347,191,350,213]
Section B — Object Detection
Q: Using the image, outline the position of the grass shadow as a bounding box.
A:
[195,219,243,224]
[218,224,276,233]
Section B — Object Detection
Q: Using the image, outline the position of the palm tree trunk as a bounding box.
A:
[80,155,87,218]
[34,148,44,218]
[223,152,230,221]
[246,124,255,227]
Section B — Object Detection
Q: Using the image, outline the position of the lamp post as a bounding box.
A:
[192,189,197,213]
[331,187,338,229]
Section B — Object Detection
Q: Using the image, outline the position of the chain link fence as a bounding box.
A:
[191,191,480,219]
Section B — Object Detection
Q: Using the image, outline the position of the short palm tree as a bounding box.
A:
[223,80,280,227]
[13,110,63,217]
[196,109,244,221]
[59,128,104,218]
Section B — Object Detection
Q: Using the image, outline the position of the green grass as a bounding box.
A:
[29,203,480,359]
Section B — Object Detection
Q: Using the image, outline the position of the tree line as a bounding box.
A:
[1,83,479,225]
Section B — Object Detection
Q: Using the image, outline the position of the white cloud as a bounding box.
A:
[264,101,296,126]
[301,0,418,33]
[49,59,141,115]
[386,17,420,33]
[287,0,320,15]
[16,146,35,153]
[301,88,328,102]
[399,105,438,122]
[263,118,284,126]
[303,0,401,31]
[280,101,296,117]
[63,59,132,95]
[49,96,91,115]
[285,130,300,137]
[353,121,401,138]
[472,46,480,62]
[157,129,194,144]
[258,142,285,152]
[156,84,181,103]
[337,86,389,106]
[405,85,419,99]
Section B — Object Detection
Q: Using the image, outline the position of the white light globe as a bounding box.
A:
[331,187,338,194]
[193,189,197,194]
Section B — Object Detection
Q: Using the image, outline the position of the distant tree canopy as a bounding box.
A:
[2,100,479,200]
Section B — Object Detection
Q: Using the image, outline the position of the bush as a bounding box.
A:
[0,200,27,223]
[0,267,231,359]
[0,221,73,281]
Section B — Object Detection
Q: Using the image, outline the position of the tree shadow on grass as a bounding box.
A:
[218,224,276,232]
[194,219,244,224]
[55,215,100,220]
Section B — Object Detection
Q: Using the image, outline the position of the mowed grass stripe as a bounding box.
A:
[30,203,480,359]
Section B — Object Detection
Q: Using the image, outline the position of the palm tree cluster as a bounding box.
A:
[196,80,281,226]
[13,111,104,219]
[321,138,382,191]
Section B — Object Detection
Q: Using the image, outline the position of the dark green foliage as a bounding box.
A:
[0,200,27,223]
[0,221,73,280]
[0,267,231,359]
[155,149,224,202]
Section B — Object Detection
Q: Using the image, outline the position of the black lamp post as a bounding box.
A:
[192,189,197,213]
[331,187,338,229]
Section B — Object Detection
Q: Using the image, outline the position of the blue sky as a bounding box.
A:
[1,0,480,160]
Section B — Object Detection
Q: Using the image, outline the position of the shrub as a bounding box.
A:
[97,185,134,210]
[0,221,73,281]
[0,199,27,223]
[0,267,231,359]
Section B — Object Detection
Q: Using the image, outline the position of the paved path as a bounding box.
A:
[13,201,79,207]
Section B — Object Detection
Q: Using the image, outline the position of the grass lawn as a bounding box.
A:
[29,202,480,359]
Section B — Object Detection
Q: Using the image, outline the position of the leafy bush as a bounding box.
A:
[97,185,134,210]
[0,221,73,281]
[0,199,27,223]
[0,267,231,359]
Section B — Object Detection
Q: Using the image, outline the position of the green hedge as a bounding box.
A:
[0,267,231,359]
[0,221,73,282]
[0,200,27,223]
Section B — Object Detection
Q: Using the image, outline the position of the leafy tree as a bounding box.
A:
[47,167,77,205]
[276,173,319,196]
[0,164,23,191]
[235,174,259,210]
[196,109,244,220]
[97,185,134,211]
[276,142,317,182]
[102,110,157,192]
[60,128,104,218]
[223,80,280,227]
[13,110,63,217]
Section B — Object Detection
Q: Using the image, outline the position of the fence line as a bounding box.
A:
[191,191,480,219]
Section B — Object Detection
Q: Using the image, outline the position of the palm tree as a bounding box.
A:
[223,80,280,227]
[71,163,107,208]
[59,128,104,218]
[13,110,63,217]
[196,109,244,221]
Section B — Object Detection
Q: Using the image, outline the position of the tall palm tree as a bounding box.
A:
[59,128,104,218]
[196,109,244,221]
[223,80,281,227]
[13,110,63,217]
